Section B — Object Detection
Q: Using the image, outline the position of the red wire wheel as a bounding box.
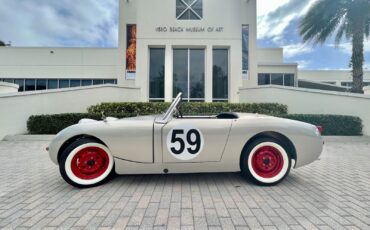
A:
[251,146,284,178]
[70,146,110,180]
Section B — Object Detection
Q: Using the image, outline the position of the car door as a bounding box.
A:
[162,118,232,163]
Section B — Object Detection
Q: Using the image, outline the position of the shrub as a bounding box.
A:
[281,114,363,136]
[27,104,363,136]
[27,113,101,135]
[28,102,287,135]
[87,102,288,116]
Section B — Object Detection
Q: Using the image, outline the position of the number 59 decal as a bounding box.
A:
[167,125,204,160]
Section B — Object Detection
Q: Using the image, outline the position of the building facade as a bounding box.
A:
[4,0,364,101]
[0,0,300,102]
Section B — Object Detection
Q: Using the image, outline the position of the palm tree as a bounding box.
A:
[299,0,370,94]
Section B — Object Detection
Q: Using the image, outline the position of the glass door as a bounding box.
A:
[149,48,165,101]
[173,48,205,101]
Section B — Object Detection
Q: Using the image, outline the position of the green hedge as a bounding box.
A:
[87,102,288,116]
[28,112,363,136]
[27,103,362,136]
[280,114,363,136]
[28,102,287,134]
[27,113,101,135]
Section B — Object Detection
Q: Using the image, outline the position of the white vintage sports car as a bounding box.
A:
[48,93,323,188]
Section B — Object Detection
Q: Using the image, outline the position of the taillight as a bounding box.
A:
[316,126,323,135]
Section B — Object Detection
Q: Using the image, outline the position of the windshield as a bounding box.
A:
[157,93,182,123]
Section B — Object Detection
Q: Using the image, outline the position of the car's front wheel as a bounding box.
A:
[59,138,114,188]
[241,137,291,186]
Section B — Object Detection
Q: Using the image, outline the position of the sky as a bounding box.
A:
[0,0,369,70]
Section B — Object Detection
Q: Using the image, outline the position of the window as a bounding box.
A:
[258,74,270,85]
[149,48,165,101]
[82,80,92,86]
[258,73,295,87]
[0,78,117,91]
[25,79,36,91]
[213,49,229,101]
[14,79,24,92]
[176,0,203,20]
[323,81,336,85]
[59,80,69,88]
[284,74,295,86]
[342,81,370,87]
[36,79,47,90]
[93,80,104,85]
[48,80,58,89]
[242,25,249,78]
[70,80,81,88]
[104,79,116,84]
[341,82,352,87]
[271,74,283,85]
[173,48,205,101]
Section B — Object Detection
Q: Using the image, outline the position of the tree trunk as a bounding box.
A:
[351,28,364,94]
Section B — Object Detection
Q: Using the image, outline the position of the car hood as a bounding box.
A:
[235,112,318,129]
[78,114,161,124]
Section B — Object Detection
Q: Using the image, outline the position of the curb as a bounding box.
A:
[3,135,55,141]
[322,136,370,142]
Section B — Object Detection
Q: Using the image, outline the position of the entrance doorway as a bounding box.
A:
[173,48,205,102]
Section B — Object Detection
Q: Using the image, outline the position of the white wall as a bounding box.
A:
[0,85,141,140]
[239,86,370,136]
[0,82,19,94]
[257,48,283,64]
[365,86,370,95]
[0,47,121,79]
[299,70,370,85]
[258,64,297,74]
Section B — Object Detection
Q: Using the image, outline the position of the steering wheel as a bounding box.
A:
[174,108,183,118]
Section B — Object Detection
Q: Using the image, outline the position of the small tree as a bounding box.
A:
[0,40,6,46]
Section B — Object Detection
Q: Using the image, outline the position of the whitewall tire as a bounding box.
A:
[60,138,114,188]
[241,138,291,185]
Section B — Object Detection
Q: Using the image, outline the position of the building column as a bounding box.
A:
[205,45,213,102]
[164,44,173,102]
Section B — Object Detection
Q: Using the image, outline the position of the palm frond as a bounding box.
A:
[299,0,347,45]
[335,19,348,46]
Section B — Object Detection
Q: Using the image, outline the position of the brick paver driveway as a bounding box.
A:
[0,138,369,229]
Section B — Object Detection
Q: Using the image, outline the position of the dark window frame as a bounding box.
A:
[258,73,295,87]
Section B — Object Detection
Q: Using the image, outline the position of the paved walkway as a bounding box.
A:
[0,139,369,229]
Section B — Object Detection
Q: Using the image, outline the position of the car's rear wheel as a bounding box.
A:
[241,137,291,186]
[60,138,114,188]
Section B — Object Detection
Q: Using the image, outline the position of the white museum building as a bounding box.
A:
[1,0,370,138]
[2,0,367,101]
